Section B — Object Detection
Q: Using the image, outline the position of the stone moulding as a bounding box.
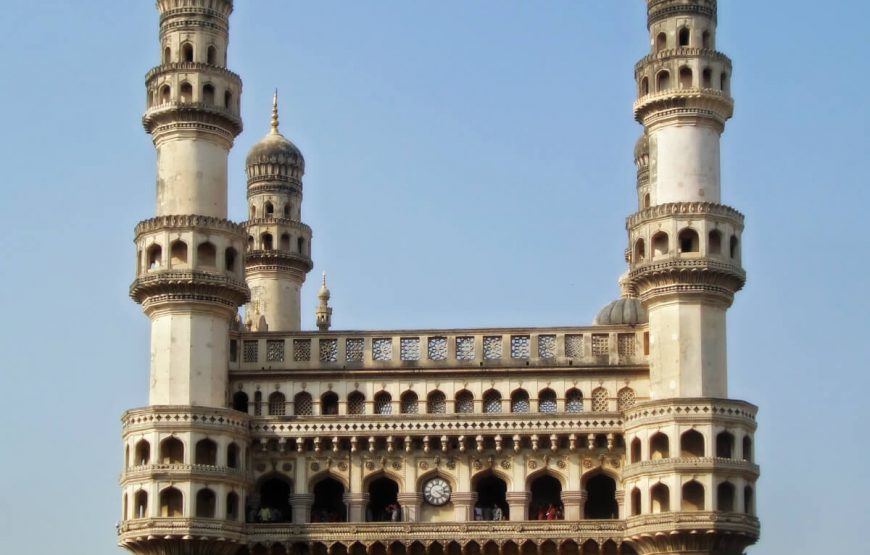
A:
[143,102,243,136]
[621,457,760,480]
[245,250,314,273]
[129,270,251,307]
[118,517,245,543]
[633,89,734,124]
[626,202,743,229]
[145,61,241,84]
[647,0,717,26]
[122,406,250,432]
[134,215,246,236]
[120,463,247,485]
[624,398,757,425]
[634,47,731,74]
[625,511,758,536]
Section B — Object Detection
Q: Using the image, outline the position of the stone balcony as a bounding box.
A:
[121,463,246,484]
[621,457,759,480]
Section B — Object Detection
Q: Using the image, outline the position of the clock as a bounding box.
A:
[423,477,452,506]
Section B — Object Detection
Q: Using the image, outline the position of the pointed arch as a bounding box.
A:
[510,388,530,413]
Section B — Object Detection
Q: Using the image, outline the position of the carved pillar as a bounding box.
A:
[562,490,585,521]
[291,493,314,524]
[345,492,368,522]
[451,492,477,521]
[615,490,625,519]
[398,492,422,522]
[505,491,529,521]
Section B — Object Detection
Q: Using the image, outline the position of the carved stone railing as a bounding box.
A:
[145,62,241,83]
[621,457,759,479]
[626,202,743,229]
[624,399,757,428]
[135,215,245,235]
[122,406,250,434]
[118,517,245,541]
[121,463,247,483]
[634,48,731,73]
[625,511,759,536]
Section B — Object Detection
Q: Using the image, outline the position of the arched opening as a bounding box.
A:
[159,487,183,517]
[254,391,262,416]
[312,477,347,522]
[630,438,641,463]
[640,76,649,96]
[207,45,217,65]
[538,388,557,413]
[427,390,447,414]
[257,476,293,522]
[347,391,365,415]
[634,239,646,263]
[134,440,150,465]
[730,235,740,259]
[169,239,187,268]
[163,46,171,64]
[268,392,286,416]
[249,205,257,219]
[297,237,305,254]
[680,429,705,458]
[708,230,722,255]
[134,490,148,518]
[483,389,502,413]
[294,392,313,416]
[160,437,184,464]
[744,485,754,514]
[650,483,669,513]
[720,72,729,92]
[196,488,216,518]
[643,193,651,208]
[180,82,193,103]
[202,83,215,105]
[197,242,216,267]
[283,203,291,218]
[742,435,753,461]
[565,388,583,412]
[160,85,171,104]
[147,244,162,270]
[225,247,237,272]
[630,487,641,516]
[678,228,700,253]
[617,388,636,411]
[702,67,713,88]
[261,233,273,250]
[232,391,248,413]
[265,201,274,216]
[455,390,474,413]
[652,232,669,256]
[678,27,690,47]
[681,480,704,511]
[655,32,667,52]
[656,70,670,92]
[181,43,193,62]
[581,540,599,555]
[529,474,563,520]
[679,66,693,89]
[366,476,400,521]
[194,438,217,465]
[473,473,508,520]
[717,482,735,512]
[510,389,530,413]
[280,233,291,251]
[591,387,608,412]
[650,433,669,459]
[702,30,711,49]
[224,90,233,110]
[400,391,419,414]
[247,235,254,251]
[227,492,239,521]
[321,391,339,415]
[584,474,618,519]
[227,443,240,469]
[374,391,392,415]
[716,431,734,458]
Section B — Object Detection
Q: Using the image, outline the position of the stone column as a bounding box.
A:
[615,490,625,519]
[451,492,477,521]
[291,493,313,524]
[398,493,422,522]
[561,491,585,521]
[505,491,529,521]
[345,492,368,522]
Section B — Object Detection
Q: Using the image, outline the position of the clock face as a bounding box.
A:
[423,478,452,506]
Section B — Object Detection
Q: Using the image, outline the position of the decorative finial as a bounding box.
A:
[316,271,333,331]
[270,89,279,133]
[321,272,327,287]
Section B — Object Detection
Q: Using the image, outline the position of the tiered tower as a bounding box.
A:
[243,93,313,332]
[623,1,759,553]
[121,1,250,554]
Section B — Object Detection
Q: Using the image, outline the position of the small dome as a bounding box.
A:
[245,92,304,180]
[634,133,649,163]
[317,272,330,301]
[593,297,647,326]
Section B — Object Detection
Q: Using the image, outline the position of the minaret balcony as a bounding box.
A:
[121,463,247,484]
[633,88,733,126]
[625,512,760,548]
[145,62,241,85]
[143,101,243,138]
[122,406,250,435]
[621,457,759,480]
[118,517,245,548]
[634,47,731,74]
[623,398,757,428]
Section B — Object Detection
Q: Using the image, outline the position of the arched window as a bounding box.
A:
[483,389,502,413]
[207,45,217,65]
[681,481,704,511]
[720,72,729,92]
[169,240,187,267]
[744,485,754,515]
[716,431,734,458]
[227,443,240,469]
[160,85,171,104]
[656,70,670,92]
[679,66,693,89]
[634,239,646,262]
[180,82,193,103]
[510,389,530,413]
[232,391,248,413]
[225,247,237,272]
[656,32,667,52]
[643,193,651,208]
[585,474,618,519]
[163,46,171,64]
[617,388,636,411]
[134,440,150,466]
[538,388,557,413]
[247,235,254,251]
[197,241,216,267]
[400,391,419,414]
[297,237,305,254]
[630,487,641,516]
[253,391,262,416]
[283,203,291,218]
[650,483,669,513]
[708,229,722,255]
[160,487,183,517]
[565,388,583,412]
[147,244,163,270]
[742,435,753,461]
[265,201,274,216]
[678,27,690,47]
[652,232,669,256]
[702,67,713,88]
[730,235,740,259]
[374,391,392,415]
[678,228,700,253]
[293,392,313,416]
[681,430,705,457]
[312,477,347,522]
[473,473,509,520]
[181,43,193,62]
[717,482,735,512]
[134,490,148,519]
[257,477,293,522]
[640,76,649,96]
[321,392,339,415]
[261,233,273,250]
[196,488,216,518]
[426,390,446,414]
[630,438,641,463]
[249,205,256,219]
[347,391,365,415]
[224,90,233,110]
[202,83,215,105]
[702,30,712,49]
[591,387,608,412]
[455,390,474,414]
[268,392,286,416]
[280,233,291,251]
[528,474,562,519]
[160,437,184,464]
[194,438,217,465]
[366,476,400,521]
[226,492,239,521]
[650,433,669,459]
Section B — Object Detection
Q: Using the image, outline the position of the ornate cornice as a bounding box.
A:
[634,47,731,75]
[244,218,311,234]
[647,0,717,27]
[621,456,760,480]
[145,62,241,84]
[143,102,243,138]
[626,202,743,230]
[118,518,245,553]
[626,512,758,554]
[245,250,313,273]
[135,215,245,237]
[246,178,302,195]
[120,463,247,486]
[624,398,757,429]
[634,89,733,126]
[129,270,250,310]
[629,258,745,303]
[122,406,250,434]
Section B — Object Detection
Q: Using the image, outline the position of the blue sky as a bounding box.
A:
[0,1,867,553]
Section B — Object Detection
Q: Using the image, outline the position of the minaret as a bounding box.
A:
[243,92,313,331]
[121,2,249,554]
[315,272,333,331]
[623,2,758,554]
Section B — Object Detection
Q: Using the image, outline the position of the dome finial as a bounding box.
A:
[270,89,279,134]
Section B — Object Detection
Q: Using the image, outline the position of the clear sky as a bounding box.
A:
[0,1,867,553]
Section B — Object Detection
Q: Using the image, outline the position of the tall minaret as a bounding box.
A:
[243,92,313,331]
[121,2,249,554]
[623,3,758,554]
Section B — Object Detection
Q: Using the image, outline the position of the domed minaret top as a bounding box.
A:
[246,91,305,182]
[315,272,333,331]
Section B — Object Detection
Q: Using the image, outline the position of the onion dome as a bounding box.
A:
[317,272,331,301]
[593,272,648,326]
[245,91,304,180]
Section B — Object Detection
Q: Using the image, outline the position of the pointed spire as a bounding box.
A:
[270,89,280,134]
[316,271,333,331]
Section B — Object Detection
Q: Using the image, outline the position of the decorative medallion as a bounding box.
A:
[527,460,538,470]
[472,459,482,470]
[583,458,594,469]
[419,461,430,470]
[365,461,375,471]
[500,459,511,470]
[557,459,567,470]
[338,462,348,471]
[310,462,320,471]
[391,461,402,470]
[446,459,456,470]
